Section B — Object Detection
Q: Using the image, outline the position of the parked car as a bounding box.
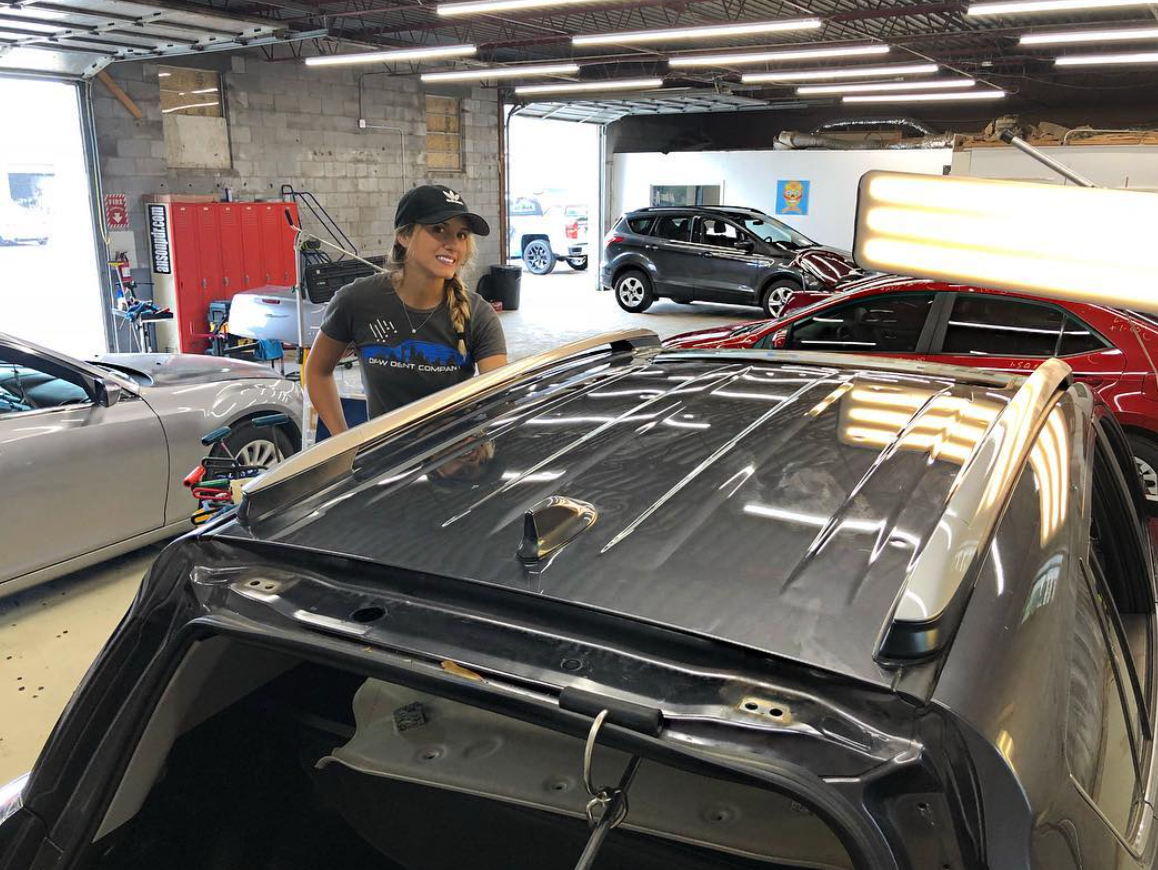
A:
[0,332,302,594]
[601,206,862,317]
[2,329,1155,870]
[508,195,589,274]
[667,275,1158,500]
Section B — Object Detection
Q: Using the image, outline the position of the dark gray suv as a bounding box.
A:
[601,206,862,317]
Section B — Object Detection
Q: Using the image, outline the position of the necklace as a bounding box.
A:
[400,301,439,335]
[388,285,441,334]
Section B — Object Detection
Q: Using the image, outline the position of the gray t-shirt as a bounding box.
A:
[319,273,506,418]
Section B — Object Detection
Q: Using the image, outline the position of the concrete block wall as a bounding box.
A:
[93,51,502,292]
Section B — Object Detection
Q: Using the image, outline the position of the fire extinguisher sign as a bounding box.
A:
[105,193,129,230]
[147,204,171,275]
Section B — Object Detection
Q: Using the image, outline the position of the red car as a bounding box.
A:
[667,275,1158,499]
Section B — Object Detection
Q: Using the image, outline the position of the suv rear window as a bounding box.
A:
[625,216,654,235]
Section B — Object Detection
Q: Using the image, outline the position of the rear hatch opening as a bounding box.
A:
[85,638,861,870]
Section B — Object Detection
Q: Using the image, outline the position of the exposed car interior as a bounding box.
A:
[86,637,853,870]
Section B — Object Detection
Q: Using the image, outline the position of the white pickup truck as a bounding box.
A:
[508,196,589,275]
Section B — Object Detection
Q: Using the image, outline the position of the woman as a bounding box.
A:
[306,184,508,436]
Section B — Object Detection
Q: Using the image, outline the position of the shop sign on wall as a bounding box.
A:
[776,180,811,216]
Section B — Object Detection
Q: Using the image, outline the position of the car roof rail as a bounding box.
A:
[875,357,1073,664]
[236,329,662,527]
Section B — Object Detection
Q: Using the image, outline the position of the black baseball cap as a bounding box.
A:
[395,184,490,236]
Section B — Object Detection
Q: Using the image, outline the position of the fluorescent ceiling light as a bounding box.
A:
[669,44,888,68]
[304,44,476,67]
[440,0,610,15]
[852,171,1158,313]
[515,77,664,95]
[162,101,220,114]
[968,0,1154,15]
[844,89,1006,102]
[422,62,580,81]
[1056,50,1158,65]
[1020,25,1158,44]
[573,18,821,46]
[742,62,935,82]
[798,78,974,94]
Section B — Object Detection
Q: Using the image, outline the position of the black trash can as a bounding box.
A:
[477,264,522,311]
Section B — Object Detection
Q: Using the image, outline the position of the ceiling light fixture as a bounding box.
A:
[439,0,613,15]
[573,17,821,46]
[1056,50,1158,65]
[968,0,1155,16]
[304,44,476,67]
[422,62,580,82]
[742,62,935,82]
[1020,25,1158,44]
[515,77,664,95]
[669,43,888,68]
[798,78,974,94]
[843,89,1006,102]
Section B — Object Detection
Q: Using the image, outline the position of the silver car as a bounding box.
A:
[0,333,303,595]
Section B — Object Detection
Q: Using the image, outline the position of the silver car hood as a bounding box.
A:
[91,353,285,388]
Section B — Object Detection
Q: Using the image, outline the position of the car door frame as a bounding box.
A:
[925,291,1118,375]
[644,211,701,302]
[757,290,950,357]
[0,337,171,588]
[687,214,769,305]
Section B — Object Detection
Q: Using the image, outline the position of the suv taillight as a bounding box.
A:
[566,221,579,240]
[604,232,623,245]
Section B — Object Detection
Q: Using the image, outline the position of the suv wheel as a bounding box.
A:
[760,280,800,319]
[614,271,654,313]
[523,240,556,275]
[1128,433,1158,503]
[565,256,588,271]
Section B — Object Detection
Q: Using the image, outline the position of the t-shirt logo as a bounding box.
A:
[443,189,463,205]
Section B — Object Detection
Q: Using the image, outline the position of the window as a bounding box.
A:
[0,359,88,413]
[509,197,542,217]
[736,214,812,248]
[696,218,745,249]
[783,294,935,354]
[652,215,692,242]
[425,95,463,172]
[158,66,222,118]
[1059,316,1108,356]
[159,66,230,170]
[942,296,1065,357]
[625,216,654,235]
[650,184,720,207]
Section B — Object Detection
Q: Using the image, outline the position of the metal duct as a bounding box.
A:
[887,134,958,149]
[814,117,938,136]
[775,131,877,150]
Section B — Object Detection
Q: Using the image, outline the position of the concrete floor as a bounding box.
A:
[0,267,754,785]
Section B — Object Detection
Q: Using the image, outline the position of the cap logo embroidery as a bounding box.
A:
[443,189,463,205]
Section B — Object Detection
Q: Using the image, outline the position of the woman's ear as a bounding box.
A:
[395,227,414,252]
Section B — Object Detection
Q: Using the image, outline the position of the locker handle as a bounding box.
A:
[223,277,230,286]
[201,278,208,289]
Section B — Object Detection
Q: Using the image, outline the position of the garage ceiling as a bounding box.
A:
[17,0,1158,111]
[0,0,324,77]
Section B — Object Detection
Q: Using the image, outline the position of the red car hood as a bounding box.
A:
[664,322,768,349]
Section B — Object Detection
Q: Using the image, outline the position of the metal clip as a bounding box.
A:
[581,709,629,830]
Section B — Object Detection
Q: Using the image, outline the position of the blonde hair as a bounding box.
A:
[390,223,477,357]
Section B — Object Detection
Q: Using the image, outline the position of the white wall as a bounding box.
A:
[951,145,1158,190]
[611,148,953,249]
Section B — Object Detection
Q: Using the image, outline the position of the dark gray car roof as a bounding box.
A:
[224,350,1024,688]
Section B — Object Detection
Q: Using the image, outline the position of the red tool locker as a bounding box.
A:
[147,200,299,354]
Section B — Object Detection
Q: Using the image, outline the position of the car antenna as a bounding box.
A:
[572,709,641,870]
[283,208,388,275]
[996,131,1158,385]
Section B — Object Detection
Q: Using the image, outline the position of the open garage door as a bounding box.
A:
[0,77,104,355]
[0,1,322,355]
